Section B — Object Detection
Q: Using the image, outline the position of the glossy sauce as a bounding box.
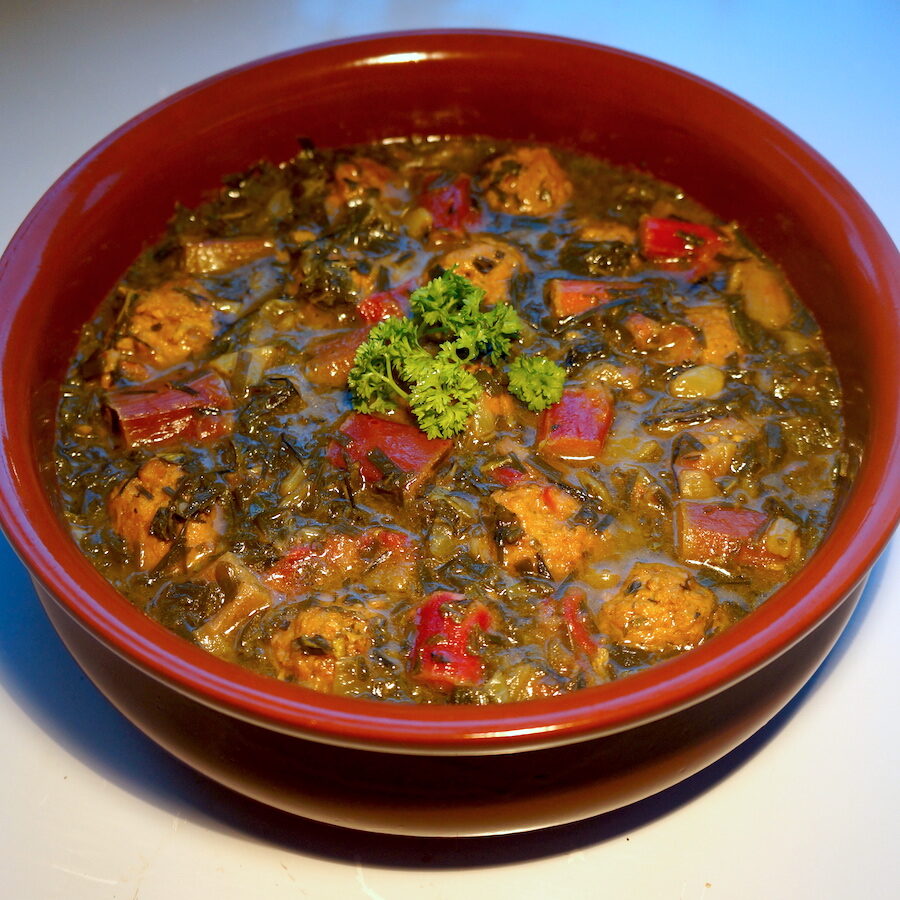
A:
[54,137,848,703]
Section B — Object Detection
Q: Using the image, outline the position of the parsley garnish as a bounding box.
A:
[347,270,565,437]
[507,356,567,412]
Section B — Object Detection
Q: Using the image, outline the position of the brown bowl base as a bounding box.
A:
[35,578,862,836]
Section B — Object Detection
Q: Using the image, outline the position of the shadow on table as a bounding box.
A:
[0,536,886,869]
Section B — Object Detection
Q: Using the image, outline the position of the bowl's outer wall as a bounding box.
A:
[1,31,898,752]
[34,574,863,834]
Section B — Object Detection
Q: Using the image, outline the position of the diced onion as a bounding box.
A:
[279,462,310,502]
[763,516,799,557]
[427,521,457,561]
[403,206,433,239]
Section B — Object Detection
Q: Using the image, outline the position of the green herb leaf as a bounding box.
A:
[507,356,566,411]
[347,270,560,437]
[348,318,424,413]
[408,357,483,439]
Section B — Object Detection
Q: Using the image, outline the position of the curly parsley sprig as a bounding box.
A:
[347,270,565,437]
[507,355,567,412]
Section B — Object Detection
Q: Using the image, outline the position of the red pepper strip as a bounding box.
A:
[326,413,453,494]
[547,279,631,318]
[492,465,528,487]
[107,370,233,448]
[638,216,723,278]
[410,591,493,690]
[537,387,614,466]
[263,542,322,592]
[561,588,599,658]
[333,157,395,205]
[263,533,360,593]
[359,527,415,554]
[542,484,564,516]
[677,502,789,570]
[418,173,481,232]
[356,279,416,323]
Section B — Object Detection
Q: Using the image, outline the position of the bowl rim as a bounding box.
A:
[1,28,898,753]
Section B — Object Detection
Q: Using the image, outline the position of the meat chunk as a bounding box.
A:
[481,146,573,216]
[677,502,801,571]
[268,602,372,692]
[596,562,716,655]
[110,281,216,383]
[324,156,398,219]
[304,326,371,387]
[685,304,744,366]
[181,236,274,274]
[108,458,222,571]
[492,483,601,580]
[622,312,698,365]
[435,237,526,305]
[536,387,614,466]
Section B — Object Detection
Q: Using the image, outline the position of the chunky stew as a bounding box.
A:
[54,137,848,703]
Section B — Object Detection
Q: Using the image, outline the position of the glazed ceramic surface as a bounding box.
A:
[0,24,898,845]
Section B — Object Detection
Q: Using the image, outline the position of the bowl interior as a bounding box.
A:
[2,31,898,752]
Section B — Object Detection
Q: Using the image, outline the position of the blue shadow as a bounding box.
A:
[0,532,886,867]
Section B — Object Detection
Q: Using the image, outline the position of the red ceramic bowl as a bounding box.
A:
[1,31,898,836]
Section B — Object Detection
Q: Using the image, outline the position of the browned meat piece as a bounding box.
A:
[110,281,216,382]
[304,326,371,387]
[107,458,223,571]
[268,602,372,692]
[622,312,699,365]
[685,304,744,366]
[181,236,274,274]
[577,219,637,244]
[435,237,526,305]
[596,562,716,655]
[263,534,362,596]
[324,156,399,219]
[492,483,602,580]
[481,146,573,216]
[674,417,758,499]
[108,458,180,570]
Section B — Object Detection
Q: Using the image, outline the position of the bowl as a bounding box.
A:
[0,30,898,836]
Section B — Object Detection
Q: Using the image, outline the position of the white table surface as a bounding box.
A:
[1,1,898,897]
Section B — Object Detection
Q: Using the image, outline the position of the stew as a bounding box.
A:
[54,136,849,703]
